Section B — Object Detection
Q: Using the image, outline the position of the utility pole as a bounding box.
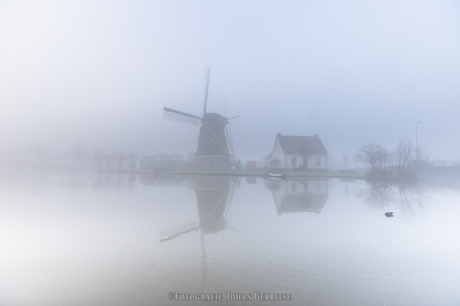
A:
[325,142,331,169]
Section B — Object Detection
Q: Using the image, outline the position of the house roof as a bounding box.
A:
[277,133,327,155]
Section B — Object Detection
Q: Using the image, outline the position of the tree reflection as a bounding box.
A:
[355,180,430,217]
[339,178,355,196]
[91,173,137,194]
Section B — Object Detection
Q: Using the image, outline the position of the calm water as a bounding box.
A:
[1,172,459,305]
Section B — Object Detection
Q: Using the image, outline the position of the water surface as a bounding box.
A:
[1,173,459,305]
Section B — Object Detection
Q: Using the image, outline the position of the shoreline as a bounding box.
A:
[98,169,367,179]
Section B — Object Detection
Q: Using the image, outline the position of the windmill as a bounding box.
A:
[163,70,239,170]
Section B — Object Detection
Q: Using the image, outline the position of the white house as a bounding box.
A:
[265,133,328,169]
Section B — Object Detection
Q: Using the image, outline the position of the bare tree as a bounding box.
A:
[341,152,349,169]
[377,146,393,170]
[415,143,429,165]
[354,143,384,170]
[73,142,87,164]
[105,152,114,172]
[127,151,139,172]
[235,157,242,170]
[394,137,414,178]
[394,137,428,179]
[355,139,429,181]
[353,143,392,177]
[115,151,127,172]
[93,149,104,171]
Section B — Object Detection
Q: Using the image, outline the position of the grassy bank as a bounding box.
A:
[111,168,367,179]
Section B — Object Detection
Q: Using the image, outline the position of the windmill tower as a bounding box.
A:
[163,70,238,170]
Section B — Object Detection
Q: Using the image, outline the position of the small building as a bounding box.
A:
[265,133,328,169]
[245,161,257,169]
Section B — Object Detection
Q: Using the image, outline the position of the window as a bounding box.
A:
[291,157,297,167]
[315,156,321,167]
[292,182,297,192]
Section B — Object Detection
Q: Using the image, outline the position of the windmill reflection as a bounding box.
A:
[339,178,355,196]
[157,175,238,288]
[265,178,329,215]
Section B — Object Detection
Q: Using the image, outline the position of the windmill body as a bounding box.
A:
[195,113,230,170]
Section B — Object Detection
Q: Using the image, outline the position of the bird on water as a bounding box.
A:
[385,212,394,217]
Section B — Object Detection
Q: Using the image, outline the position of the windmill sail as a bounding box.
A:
[160,221,200,242]
[203,68,210,116]
[163,107,201,125]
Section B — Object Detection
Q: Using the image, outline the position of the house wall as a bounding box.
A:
[285,154,327,169]
[265,138,286,168]
[308,154,327,169]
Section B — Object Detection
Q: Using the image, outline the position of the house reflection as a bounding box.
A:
[265,178,329,215]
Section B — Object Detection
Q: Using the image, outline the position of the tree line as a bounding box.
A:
[93,150,139,172]
[353,136,428,180]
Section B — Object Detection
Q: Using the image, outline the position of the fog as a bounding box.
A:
[1,0,460,165]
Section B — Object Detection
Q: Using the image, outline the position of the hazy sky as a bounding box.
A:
[1,0,459,164]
